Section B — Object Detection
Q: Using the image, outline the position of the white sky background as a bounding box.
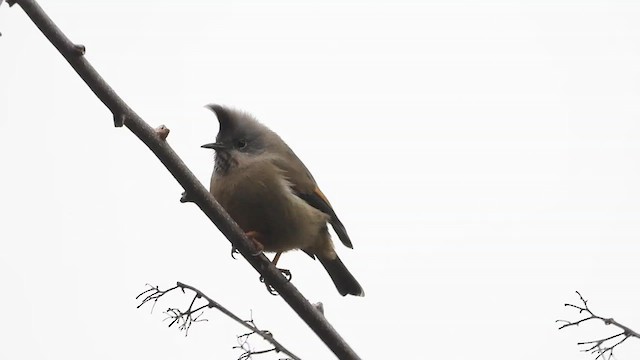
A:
[1,0,639,359]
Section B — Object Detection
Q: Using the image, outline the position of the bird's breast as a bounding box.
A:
[209,161,330,253]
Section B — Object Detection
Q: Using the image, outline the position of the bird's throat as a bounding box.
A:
[214,151,235,175]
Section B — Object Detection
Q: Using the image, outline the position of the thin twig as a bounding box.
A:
[557,291,639,360]
[137,282,300,360]
[7,2,360,359]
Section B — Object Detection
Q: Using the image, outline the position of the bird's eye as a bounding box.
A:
[235,139,247,149]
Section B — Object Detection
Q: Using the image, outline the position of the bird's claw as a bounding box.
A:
[259,268,292,296]
[230,245,261,258]
[279,268,292,281]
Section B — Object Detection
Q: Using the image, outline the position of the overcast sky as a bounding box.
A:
[1,1,639,359]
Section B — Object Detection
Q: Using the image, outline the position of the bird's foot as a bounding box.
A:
[244,230,265,256]
[278,268,292,281]
[260,268,292,296]
[230,231,264,258]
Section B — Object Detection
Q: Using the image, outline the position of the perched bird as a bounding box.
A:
[202,105,364,297]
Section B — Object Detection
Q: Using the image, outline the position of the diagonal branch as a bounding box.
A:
[6,1,361,359]
[557,291,639,360]
[137,282,300,360]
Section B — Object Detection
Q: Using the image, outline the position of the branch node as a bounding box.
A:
[155,124,170,141]
[7,0,16,7]
[313,302,325,315]
[113,113,125,127]
[179,191,194,204]
[73,43,85,55]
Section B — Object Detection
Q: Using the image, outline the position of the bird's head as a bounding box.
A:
[201,104,274,174]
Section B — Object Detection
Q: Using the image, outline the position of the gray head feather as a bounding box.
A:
[205,104,286,173]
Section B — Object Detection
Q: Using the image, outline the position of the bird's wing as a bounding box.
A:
[273,146,354,249]
[295,187,353,249]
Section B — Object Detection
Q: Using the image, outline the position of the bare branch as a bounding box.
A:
[137,282,300,360]
[557,291,640,360]
[233,311,294,360]
[135,283,180,313]
[7,2,361,359]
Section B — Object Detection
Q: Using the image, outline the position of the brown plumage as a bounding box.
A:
[202,105,364,297]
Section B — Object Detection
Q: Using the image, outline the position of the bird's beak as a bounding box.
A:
[201,142,226,150]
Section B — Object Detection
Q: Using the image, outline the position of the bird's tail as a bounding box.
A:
[318,255,365,297]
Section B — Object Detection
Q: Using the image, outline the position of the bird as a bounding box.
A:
[201,104,364,297]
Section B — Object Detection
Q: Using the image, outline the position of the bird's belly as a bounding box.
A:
[212,174,327,253]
